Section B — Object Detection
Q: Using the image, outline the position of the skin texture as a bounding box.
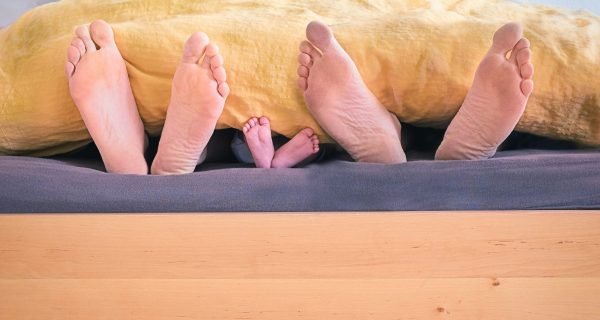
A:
[299,21,533,163]
[151,32,229,175]
[67,21,229,175]
[298,21,406,164]
[435,22,534,160]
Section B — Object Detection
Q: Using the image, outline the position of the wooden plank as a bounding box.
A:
[1,278,598,319]
[1,212,599,278]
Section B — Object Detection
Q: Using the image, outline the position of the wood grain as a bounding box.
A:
[1,212,599,278]
[1,278,599,319]
[1,212,599,319]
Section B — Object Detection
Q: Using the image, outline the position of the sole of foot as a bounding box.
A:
[298,21,406,164]
[435,22,534,160]
[243,116,275,168]
[151,32,230,175]
[271,128,320,168]
[66,20,148,174]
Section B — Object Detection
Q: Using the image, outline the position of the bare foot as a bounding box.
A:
[151,32,230,175]
[243,117,275,168]
[65,20,147,174]
[272,128,320,168]
[298,21,406,164]
[435,22,534,160]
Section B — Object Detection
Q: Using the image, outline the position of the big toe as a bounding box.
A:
[89,20,115,48]
[182,32,210,64]
[259,116,270,128]
[491,22,523,55]
[300,127,314,137]
[306,21,336,53]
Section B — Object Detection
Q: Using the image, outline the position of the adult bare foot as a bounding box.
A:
[65,20,147,174]
[243,117,275,168]
[151,32,229,175]
[435,22,534,160]
[298,21,406,164]
[271,128,320,168]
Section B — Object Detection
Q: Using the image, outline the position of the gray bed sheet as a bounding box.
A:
[1,148,599,212]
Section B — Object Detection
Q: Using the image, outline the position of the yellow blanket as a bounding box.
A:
[1,0,599,156]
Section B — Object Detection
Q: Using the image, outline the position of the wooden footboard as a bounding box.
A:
[1,211,599,319]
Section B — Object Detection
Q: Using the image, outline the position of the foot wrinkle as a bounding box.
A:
[152,33,227,175]
[298,24,405,163]
[300,22,405,163]
[437,22,531,160]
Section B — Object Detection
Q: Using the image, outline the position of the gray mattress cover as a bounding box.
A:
[1,149,599,212]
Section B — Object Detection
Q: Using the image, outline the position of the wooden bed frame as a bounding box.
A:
[1,211,599,319]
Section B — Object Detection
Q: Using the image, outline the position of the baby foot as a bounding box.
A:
[65,20,147,174]
[298,21,406,164]
[151,32,230,175]
[243,117,275,168]
[271,128,320,168]
[435,22,534,160]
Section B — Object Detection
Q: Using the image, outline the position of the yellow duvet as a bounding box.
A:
[1,0,599,156]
